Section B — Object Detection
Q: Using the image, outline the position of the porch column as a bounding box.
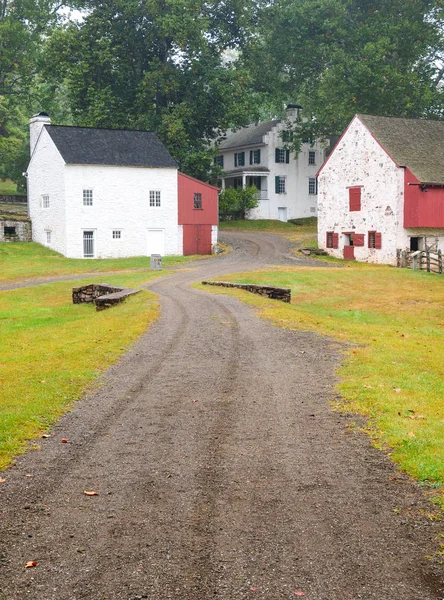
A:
[242,174,246,188]
[221,178,226,190]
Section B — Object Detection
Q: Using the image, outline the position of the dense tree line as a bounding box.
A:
[1,0,443,189]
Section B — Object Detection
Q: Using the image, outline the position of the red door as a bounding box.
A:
[344,245,355,260]
[183,225,212,255]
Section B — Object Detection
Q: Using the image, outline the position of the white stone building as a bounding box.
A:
[27,113,181,259]
[215,106,327,221]
[317,114,444,264]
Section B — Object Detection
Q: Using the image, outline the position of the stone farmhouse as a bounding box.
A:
[215,105,327,222]
[26,113,218,259]
[317,114,444,264]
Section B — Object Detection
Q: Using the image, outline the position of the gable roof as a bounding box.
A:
[218,120,280,150]
[357,114,444,185]
[44,125,178,168]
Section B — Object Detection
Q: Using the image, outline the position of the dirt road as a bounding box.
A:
[1,232,443,600]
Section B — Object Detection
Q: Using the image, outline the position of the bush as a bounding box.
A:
[219,186,259,220]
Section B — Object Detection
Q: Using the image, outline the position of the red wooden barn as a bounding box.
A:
[178,172,219,255]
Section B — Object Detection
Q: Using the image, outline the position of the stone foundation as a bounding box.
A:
[202,281,291,303]
[72,284,140,311]
[0,218,32,242]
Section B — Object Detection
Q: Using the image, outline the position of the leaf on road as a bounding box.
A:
[84,490,99,496]
[0,477,6,483]
[294,592,305,597]
[24,561,38,568]
[60,438,69,443]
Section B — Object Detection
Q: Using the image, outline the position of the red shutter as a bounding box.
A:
[353,233,365,246]
[332,233,339,248]
[349,187,361,211]
[375,232,382,249]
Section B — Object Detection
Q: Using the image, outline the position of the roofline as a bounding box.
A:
[218,142,267,152]
[64,163,178,169]
[316,114,400,177]
[178,171,220,191]
[45,123,159,135]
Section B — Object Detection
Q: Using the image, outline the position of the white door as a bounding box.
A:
[278,207,287,222]
[83,230,95,258]
[147,229,164,256]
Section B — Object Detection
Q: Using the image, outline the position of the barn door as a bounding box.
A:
[183,225,212,255]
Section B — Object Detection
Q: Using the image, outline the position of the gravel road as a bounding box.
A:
[1,232,443,600]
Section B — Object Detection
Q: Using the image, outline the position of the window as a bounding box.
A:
[275,148,290,164]
[234,152,245,167]
[275,176,286,194]
[112,230,121,239]
[42,195,49,208]
[83,230,95,258]
[326,232,338,249]
[309,177,317,195]
[193,193,202,209]
[4,226,17,237]
[214,155,224,168]
[83,189,93,206]
[308,151,316,165]
[368,231,382,249]
[45,230,51,244]
[349,187,361,211]
[149,190,161,207]
[249,149,261,165]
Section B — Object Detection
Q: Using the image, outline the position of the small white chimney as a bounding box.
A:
[29,112,51,155]
[286,104,303,120]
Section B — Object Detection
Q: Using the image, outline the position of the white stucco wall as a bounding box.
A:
[27,127,67,255]
[63,165,180,258]
[317,116,405,265]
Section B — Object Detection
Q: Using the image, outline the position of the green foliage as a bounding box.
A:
[219,186,259,220]
[249,0,444,141]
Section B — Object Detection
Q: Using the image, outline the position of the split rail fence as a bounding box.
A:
[397,249,443,274]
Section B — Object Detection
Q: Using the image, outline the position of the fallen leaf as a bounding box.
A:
[249,587,258,592]
[40,380,46,384]
[0,477,6,483]
[42,434,51,439]
[60,438,69,444]
[24,561,38,569]
[84,490,99,496]
[394,388,401,393]
[294,592,305,597]
[25,474,32,478]
[408,432,415,438]
[192,399,198,403]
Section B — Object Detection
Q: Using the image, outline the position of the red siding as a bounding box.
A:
[183,225,212,255]
[404,168,444,227]
[178,172,219,226]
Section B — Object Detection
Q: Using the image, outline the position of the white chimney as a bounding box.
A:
[286,104,303,120]
[29,112,51,155]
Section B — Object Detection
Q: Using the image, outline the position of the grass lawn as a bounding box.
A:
[0,179,18,195]
[220,218,318,249]
[0,242,197,283]
[0,248,200,470]
[199,263,444,507]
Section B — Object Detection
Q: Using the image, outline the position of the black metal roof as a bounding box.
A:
[44,125,178,168]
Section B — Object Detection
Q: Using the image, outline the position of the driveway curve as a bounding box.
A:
[0,231,442,600]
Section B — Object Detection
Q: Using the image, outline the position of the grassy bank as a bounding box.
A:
[199,264,444,505]
[0,242,197,283]
[0,179,18,195]
[219,218,318,249]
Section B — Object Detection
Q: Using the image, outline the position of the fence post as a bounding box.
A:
[439,250,442,274]
[426,249,431,272]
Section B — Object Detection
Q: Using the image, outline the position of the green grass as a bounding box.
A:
[219,218,318,249]
[0,272,168,470]
[0,179,18,195]
[199,264,444,505]
[0,242,197,283]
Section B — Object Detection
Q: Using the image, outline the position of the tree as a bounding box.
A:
[219,186,259,220]
[248,0,444,144]
[41,0,263,179]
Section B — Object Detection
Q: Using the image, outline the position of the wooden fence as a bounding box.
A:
[397,249,443,274]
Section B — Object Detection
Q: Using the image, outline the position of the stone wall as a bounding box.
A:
[72,283,140,311]
[202,281,291,303]
[0,195,27,204]
[0,218,32,242]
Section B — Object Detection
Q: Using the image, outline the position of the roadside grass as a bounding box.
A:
[0,242,198,283]
[0,272,165,470]
[0,179,18,195]
[198,264,444,505]
[219,218,318,249]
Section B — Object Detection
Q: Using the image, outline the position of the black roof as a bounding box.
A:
[44,125,178,168]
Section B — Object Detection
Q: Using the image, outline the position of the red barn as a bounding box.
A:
[178,172,219,255]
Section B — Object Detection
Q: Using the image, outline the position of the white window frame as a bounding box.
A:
[309,177,318,195]
[276,149,286,163]
[42,195,50,209]
[277,176,286,194]
[45,230,51,244]
[112,230,122,239]
[308,151,316,166]
[149,190,161,207]
[83,189,93,206]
